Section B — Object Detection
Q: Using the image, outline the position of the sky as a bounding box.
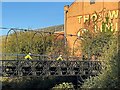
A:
[1,2,72,36]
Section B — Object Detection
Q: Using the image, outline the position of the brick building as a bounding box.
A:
[64,0,120,56]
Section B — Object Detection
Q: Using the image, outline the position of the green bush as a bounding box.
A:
[81,16,119,89]
[81,35,119,88]
[2,76,77,89]
[52,82,74,90]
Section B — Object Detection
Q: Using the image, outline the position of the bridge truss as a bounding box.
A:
[1,60,103,77]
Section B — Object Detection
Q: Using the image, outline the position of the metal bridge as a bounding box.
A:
[1,59,102,77]
[0,28,104,88]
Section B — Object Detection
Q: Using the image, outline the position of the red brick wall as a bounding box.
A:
[65,1,120,56]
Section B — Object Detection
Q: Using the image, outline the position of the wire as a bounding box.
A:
[0,27,31,31]
[0,27,9,29]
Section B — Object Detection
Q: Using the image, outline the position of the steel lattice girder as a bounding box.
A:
[0,60,103,77]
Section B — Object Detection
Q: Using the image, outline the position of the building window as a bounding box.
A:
[90,0,95,4]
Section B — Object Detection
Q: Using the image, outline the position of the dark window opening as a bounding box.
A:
[90,0,95,4]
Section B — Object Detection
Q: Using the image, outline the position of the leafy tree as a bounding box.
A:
[80,16,114,60]
[81,34,119,88]
[2,28,70,60]
[81,16,119,88]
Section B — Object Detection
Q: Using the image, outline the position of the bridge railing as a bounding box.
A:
[1,53,103,62]
[0,60,104,77]
[0,53,90,61]
[0,53,55,60]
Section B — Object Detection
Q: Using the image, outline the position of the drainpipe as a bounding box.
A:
[64,5,69,46]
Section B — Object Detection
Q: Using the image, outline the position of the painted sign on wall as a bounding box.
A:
[77,8,119,33]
